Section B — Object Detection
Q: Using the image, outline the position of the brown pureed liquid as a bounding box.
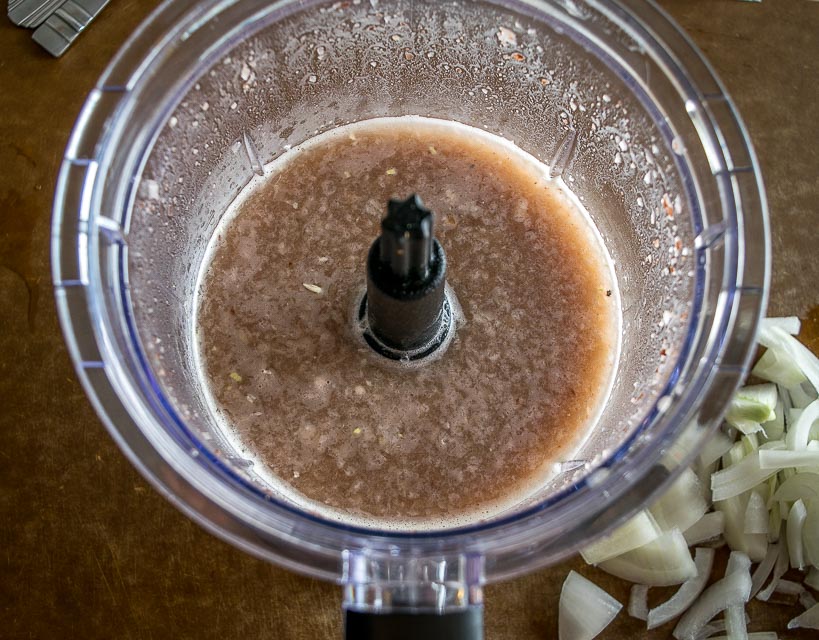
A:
[196,117,620,529]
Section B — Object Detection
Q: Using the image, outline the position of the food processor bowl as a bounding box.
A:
[52,0,769,634]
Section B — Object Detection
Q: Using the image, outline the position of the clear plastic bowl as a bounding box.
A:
[51,0,769,618]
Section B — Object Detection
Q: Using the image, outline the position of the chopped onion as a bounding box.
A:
[696,460,719,504]
[580,510,661,564]
[768,494,782,542]
[705,634,778,640]
[695,619,728,640]
[597,529,696,586]
[787,499,808,569]
[787,602,819,630]
[726,550,752,575]
[759,448,819,469]
[711,446,783,502]
[647,548,714,629]
[684,512,725,546]
[774,579,803,596]
[628,584,648,621]
[650,468,708,533]
[715,493,767,562]
[761,316,801,335]
[694,615,752,640]
[743,491,768,534]
[700,432,737,468]
[756,542,789,601]
[800,589,818,610]
[761,397,785,441]
[672,561,752,640]
[724,604,747,640]
[752,347,806,388]
[750,543,779,599]
[724,442,746,468]
[721,551,752,640]
[785,399,819,451]
[569,316,819,639]
[558,571,622,640]
[741,433,761,456]
[735,420,764,436]
[789,382,818,410]
[805,567,819,591]
[726,384,778,428]
[772,472,819,502]
[804,503,819,568]
[758,325,819,391]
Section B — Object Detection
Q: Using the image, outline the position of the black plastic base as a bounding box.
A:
[357,291,454,363]
[345,608,484,640]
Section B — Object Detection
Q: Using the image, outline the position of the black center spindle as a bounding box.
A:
[365,194,448,353]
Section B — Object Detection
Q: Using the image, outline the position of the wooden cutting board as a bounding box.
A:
[1,1,817,637]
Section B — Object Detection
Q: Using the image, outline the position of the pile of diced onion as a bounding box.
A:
[559,317,819,640]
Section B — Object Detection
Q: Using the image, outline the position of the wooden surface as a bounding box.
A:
[1,1,818,638]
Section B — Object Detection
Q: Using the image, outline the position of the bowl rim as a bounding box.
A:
[51,0,770,583]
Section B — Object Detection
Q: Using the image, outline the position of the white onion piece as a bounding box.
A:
[774,579,803,596]
[789,383,818,410]
[647,548,714,629]
[712,446,784,502]
[724,604,747,640]
[700,432,737,468]
[558,571,622,640]
[804,503,819,568]
[805,567,819,591]
[580,510,661,564]
[768,496,782,542]
[742,433,761,456]
[757,543,789,601]
[772,473,819,502]
[750,543,779,599]
[785,399,819,451]
[650,468,708,533]
[672,565,752,640]
[752,348,806,388]
[759,449,819,469]
[761,397,785,441]
[761,316,801,335]
[706,634,778,640]
[696,460,719,504]
[716,494,767,562]
[597,530,696,586]
[695,619,727,640]
[723,442,746,468]
[726,550,752,575]
[758,325,819,391]
[735,420,764,436]
[725,550,752,638]
[787,602,819,630]
[628,584,648,621]
[684,512,725,546]
[726,384,778,428]
[787,499,808,569]
[800,589,818,610]
[743,491,768,535]
[694,615,752,640]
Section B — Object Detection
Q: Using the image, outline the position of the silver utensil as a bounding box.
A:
[9,0,65,27]
[8,0,110,57]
